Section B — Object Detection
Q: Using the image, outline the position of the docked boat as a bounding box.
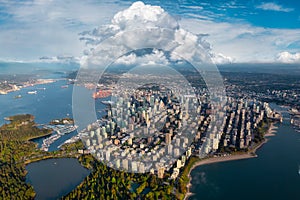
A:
[40,125,78,151]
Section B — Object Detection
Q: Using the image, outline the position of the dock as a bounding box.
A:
[41,125,78,151]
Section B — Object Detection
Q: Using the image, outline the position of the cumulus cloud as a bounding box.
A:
[80,1,178,47]
[211,53,234,64]
[256,2,294,12]
[115,49,169,66]
[180,18,300,63]
[81,1,230,67]
[277,51,300,63]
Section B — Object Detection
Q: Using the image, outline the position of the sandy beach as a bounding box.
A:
[184,122,278,200]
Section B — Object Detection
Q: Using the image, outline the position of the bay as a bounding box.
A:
[189,104,300,200]
[0,73,108,151]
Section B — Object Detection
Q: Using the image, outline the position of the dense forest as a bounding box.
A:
[63,154,178,200]
[0,114,51,141]
[0,115,81,199]
[0,115,48,199]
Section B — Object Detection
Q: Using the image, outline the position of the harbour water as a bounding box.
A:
[25,158,90,200]
[189,104,300,200]
[0,76,108,151]
[0,63,110,198]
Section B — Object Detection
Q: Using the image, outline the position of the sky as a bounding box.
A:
[0,0,299,64]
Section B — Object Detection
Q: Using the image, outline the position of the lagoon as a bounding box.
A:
[26,158,90,200]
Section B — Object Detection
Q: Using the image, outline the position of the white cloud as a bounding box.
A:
[180,18,300,63]
[0,0,128,60]
[211,53,234,64]
[256,2,294,12]
[115,49,169,66]
[81,1,227,67]
[277,51,300,63]
[80,1,178,46]
[0,0,298,64]
[179,5,203,10]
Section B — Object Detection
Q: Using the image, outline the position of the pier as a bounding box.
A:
[41,125,78,151]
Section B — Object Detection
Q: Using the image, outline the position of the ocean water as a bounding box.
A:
[189,104,300,200]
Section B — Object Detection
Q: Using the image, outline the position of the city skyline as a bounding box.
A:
[0,1,299,199]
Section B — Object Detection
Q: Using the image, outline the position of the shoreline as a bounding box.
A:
[184,153,258,200]
[184,122,277,200]
[28,132,53,141]
[0,78,57,95]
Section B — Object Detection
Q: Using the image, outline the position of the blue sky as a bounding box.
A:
[0,0,299,63]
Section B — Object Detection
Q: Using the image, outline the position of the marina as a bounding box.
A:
[41,125,78,151]
[57,135,81,149]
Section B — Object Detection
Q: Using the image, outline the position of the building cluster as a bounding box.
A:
[80,85,200,177]
[79,81,280,179]
[0,79,55,95]
[198,99,271,154]
[224,75,300,110]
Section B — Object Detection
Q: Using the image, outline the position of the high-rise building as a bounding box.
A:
[122,159,128,170]
[128,138,133,145]
[158,166,165,179]
[174,148,180,157]
[186,147,192,158]
[105,150,110,161]
[165,133,172,144]
[138,162,145,173]
[131,161,137,172]
[90,131,95,138]
[85,139,91,147]
[167,144,173,155]
[176,159,182,168]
